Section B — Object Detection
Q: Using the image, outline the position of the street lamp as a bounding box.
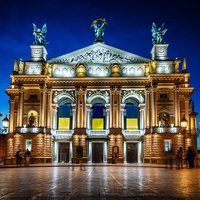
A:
[0,115,9,134]
[181,116,188,152]
[181,116,187,129]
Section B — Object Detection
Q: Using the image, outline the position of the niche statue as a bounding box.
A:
[29,113,35,127]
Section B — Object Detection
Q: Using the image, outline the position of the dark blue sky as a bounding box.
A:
[0,0,200,129]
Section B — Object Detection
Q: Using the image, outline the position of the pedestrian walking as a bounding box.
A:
[186,147,196,168]
[15,149,23,166]
[165,151,173,169]
[175,148,182,169]
[24,149,31,166]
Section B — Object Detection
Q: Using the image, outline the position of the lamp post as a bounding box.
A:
[181,116,188,153]
[0,115,9,134]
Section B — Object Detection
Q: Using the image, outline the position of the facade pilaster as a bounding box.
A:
[86,104,91,129]
[9,96,15,133]
[145,87,150,128]
[76,87,86,128]
[139,103,145,129]
[72,104,76,129]
[174,85,179,126]
[121,104,125,129]
[111,87,121,128]
[185,95,190,129]
[150,85,157,126]
[47,89,52,128]
[106,104,110,129]
[118,87,122,128]
[52,104,58,130]
[17,87,24,127]
[40,86,47,127]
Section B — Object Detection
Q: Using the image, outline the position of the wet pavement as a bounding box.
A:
[0,164,200,199]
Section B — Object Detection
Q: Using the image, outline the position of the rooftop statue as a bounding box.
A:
[32,23,48,46]
[91,18,107,43]
[151,22,167,44]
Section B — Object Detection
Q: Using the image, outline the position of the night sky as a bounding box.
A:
[0,0,200,142]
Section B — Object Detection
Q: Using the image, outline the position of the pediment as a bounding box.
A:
[48,43,150,64]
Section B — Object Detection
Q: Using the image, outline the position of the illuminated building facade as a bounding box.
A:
[4,22,198,164]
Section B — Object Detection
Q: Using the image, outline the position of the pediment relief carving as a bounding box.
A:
[48,43,150,65]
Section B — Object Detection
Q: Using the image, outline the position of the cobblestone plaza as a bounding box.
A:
[0,165,200,199]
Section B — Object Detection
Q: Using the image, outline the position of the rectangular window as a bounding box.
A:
[159,94,168,101]
[26,140,32,151]
[164,140,172,152]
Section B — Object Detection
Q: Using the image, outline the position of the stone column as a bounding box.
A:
[185,95,190,128]
[47,89,52,128]
[76,87,86,128]
[9,97,15,133]
[40,86,47,127]
[111,87,120,128]
[106,104,110,129]
[174,85,179,126]
[54,141,58,163]
[138,141,142,163]
[86,104,91,129]
[103,141,108,162]
[52,104,58,130]
[18,87,24,127]
[123,142,127,163]
[118,88,122,128]
[145,87,150,128]
[72,104,76,129]
[139,104,145,130]
[121,104,125,129]
[151,85,157,126]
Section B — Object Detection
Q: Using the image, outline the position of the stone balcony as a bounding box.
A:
[15,126,51,134]
[145,126,181,134]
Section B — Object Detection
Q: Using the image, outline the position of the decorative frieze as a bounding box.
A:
[53,90,76,104]
[86,89,110,103]
[121,89,145,103]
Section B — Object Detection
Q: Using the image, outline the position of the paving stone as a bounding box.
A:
[0,165,199,199]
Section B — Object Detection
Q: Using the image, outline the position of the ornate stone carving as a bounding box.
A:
[76,64,86,77]
[87,64,111,77]
[53,90,76,103]
[111,64,121,77]
[52,48,141,64]
[52,64,76,78]
[121,89,145,103]
[86,89,110,103]
[25,62,43,75]
[121,64,145,77]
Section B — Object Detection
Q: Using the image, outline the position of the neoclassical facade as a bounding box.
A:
[4,22,197,164]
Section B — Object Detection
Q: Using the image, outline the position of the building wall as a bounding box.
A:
[4,41,198,165]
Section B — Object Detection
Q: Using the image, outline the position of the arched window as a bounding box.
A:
[91,103,105,130]
[58,103,72,130]
[124,103,139,130]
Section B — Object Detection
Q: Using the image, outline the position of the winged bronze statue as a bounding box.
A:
[151,22,167,44]
[91,18,107,43]
[32,23,48,46]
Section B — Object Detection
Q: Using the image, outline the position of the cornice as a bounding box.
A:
[149,74,185,83]
[12,75,48,84]
[47,77,150,87]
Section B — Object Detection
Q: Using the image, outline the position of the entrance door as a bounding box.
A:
[126,143,138,163]
[58,143,70,163]
[92,143,103,163]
